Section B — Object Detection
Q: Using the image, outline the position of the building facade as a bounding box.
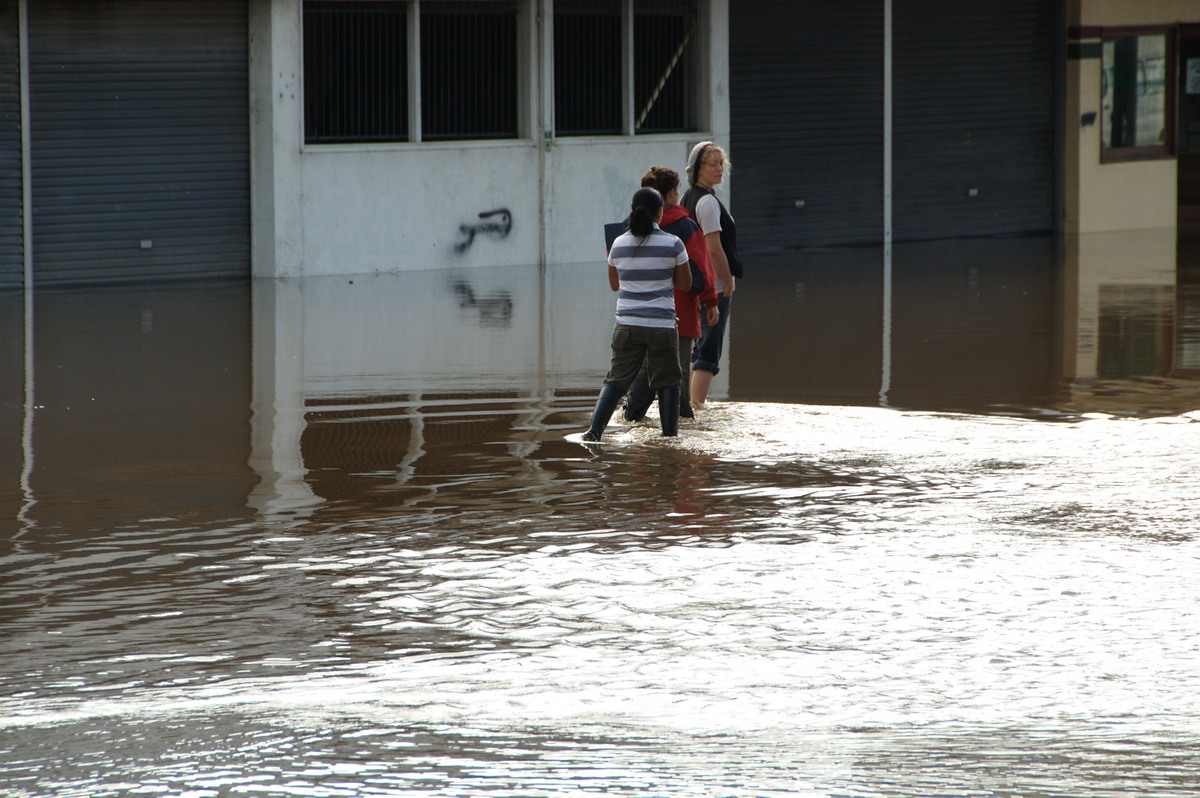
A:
[2,0,1200,287]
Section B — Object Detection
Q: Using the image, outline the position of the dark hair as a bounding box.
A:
[640,166,680,199]
[627,187,664,237]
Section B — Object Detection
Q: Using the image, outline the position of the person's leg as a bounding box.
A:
[677,336,695,418]
[689,295,731,407]
[623,358,654,422]
[583,383,624,441]
[689,368,714,407]
[657,386,680,436]
[645,327,683,437]
[584,326,645,441]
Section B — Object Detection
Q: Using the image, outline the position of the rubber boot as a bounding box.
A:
[623,373,654,422]
[583,383,624,441]
[657,386,680,437]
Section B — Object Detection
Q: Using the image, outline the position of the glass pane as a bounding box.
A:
[303,1,409,144]
[421,1,519,141]
[1102,33,1167,150]
[554,0,622,136]
[634,0,698,134]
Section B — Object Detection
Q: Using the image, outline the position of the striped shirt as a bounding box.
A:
[608,225,688,329]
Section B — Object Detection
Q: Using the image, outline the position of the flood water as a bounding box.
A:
[3,232,1200,797]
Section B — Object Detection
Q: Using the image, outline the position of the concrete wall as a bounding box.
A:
[1064,0,1197,235]
[1063,52,1177,234]
[250,0,731,278]
[1078,0,1197,27]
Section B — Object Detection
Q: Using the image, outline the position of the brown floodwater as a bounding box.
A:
[2,233,1200,797]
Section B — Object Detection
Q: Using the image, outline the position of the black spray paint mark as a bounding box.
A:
[452,279,514,328]
[455,208,513,254]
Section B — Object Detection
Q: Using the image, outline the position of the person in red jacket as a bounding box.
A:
[623,166,720,423]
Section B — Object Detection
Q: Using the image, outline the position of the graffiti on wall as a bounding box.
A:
[454,208,513,254]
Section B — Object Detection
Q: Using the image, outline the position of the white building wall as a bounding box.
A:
[250,0,730,278]
[300,142,544,274]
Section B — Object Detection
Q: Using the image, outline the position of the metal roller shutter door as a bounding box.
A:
[730,1,884,252]
[29,0,249,285]
[0,1,20,289]
[893,0,1057,241]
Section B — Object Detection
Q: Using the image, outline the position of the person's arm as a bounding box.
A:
[607,264,620,291]
[673,260,692,292]
[706,232,735,296]
[686,227,719,308]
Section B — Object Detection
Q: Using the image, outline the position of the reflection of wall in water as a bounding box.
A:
[248,263,636,517]
[0,293,26,524]
[1175,234,1200,373]
[9,284,257,530]
[731,238,1058,410]
[298,395,566,508]
[888,238,1057,408]
[1097,284,1175,378]
[730,250,883,405]
[1063,229,1177,380]
[272,266,613,398]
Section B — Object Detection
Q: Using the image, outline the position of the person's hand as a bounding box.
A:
[705,304,720,327]
[723,276,735,297]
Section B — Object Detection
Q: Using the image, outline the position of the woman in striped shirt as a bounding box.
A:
[582,187,692,441]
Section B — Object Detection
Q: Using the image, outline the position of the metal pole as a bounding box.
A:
[880,0,893,407]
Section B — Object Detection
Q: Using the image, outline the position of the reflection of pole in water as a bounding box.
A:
[19,262,35,535]
[880,243,892,407]
[18,0,35,535]
[394,394,426,490]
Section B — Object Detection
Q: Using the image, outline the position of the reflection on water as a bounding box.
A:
[3,234,1200,797]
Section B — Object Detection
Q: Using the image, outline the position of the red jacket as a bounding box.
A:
[660,203,718,339]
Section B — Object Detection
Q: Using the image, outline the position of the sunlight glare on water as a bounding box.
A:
[5,400,1200,797]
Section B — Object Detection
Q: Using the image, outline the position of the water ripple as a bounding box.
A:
[4,403,1200,795]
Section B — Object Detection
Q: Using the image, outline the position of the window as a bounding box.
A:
[1101,30,1173,161]
[554,1,623,135]
[303,0,520,144]
[633,0,698,134]
[554,0,700,137]
[421,1,520,140]
[304,2,410,144]
[302,0,701,144]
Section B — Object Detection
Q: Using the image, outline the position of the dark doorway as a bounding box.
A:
[1179,25,1200,233]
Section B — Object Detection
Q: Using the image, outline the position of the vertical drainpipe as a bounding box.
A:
[536,0,550,405]
[408,1,421,143]
[18,0,35,530]
[879,0,894,407]
[621,0,634,135]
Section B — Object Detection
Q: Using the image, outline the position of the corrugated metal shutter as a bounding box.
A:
[730,1,884,252]
[28,0,249,285]
[0,0,21,289]
[893,0,1056,241]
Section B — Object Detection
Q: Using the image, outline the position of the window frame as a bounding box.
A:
[301,0,708,148]
[551,0,705,138]
[301,0,532,147]
[1100,26,1176,164]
